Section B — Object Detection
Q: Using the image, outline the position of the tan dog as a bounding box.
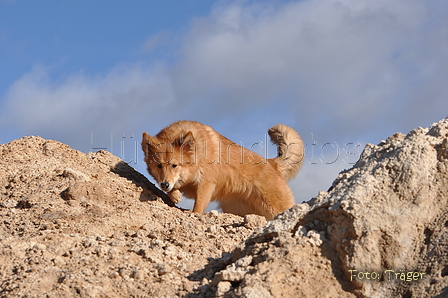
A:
[142,121,303,220]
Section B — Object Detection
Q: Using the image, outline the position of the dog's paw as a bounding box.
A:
[168,189,182,204]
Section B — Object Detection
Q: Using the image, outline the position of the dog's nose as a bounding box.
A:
[160,182,170,191]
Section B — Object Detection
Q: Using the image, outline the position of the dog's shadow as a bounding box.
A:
[111,161,175,207]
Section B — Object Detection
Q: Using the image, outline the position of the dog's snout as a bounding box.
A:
[160,182,170,191]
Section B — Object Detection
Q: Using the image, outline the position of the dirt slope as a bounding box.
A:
[1,117,448,297]
[0,136,265,297]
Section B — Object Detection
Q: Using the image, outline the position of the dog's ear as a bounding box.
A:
[178,131,194,153]
[142,132,157,156]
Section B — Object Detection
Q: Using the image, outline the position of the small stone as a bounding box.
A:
[294,226,308,237]
[244,214,267,229]
[217,267,247,282]
[119,267,132,279]
[18,194,40,208]
[307,230,323,246]
[41,211,67,221]
[62,168,89,181]
[241,285,271,298]
[109,271,120,279]
[235,256,253,268]
[216,281,232,297]
[133,269,145,280]
[1,199,18,208]
[67,199,79,207]
[155,263,171,276]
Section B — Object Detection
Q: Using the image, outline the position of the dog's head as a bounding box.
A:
[141,131,194,192]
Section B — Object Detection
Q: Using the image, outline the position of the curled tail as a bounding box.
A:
[268,124,304,182]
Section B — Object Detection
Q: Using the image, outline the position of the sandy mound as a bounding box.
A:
[1,117,448,297]
[0,136,265,297]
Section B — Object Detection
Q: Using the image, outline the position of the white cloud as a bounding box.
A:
[4,0,447,142]
[1,62,177,150]
[172,0,448,137]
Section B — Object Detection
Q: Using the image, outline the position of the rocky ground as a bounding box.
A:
[1,118,448,297]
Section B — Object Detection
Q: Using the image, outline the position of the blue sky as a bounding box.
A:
[1,0,448,210]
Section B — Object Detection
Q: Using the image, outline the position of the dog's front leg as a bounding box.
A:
[168,189,182,204]
[192,183,215,214]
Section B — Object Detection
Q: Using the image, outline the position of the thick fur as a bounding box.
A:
[142,121,304,220]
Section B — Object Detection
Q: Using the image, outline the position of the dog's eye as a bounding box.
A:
[172,164,177,168]
[157,164,162,169]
